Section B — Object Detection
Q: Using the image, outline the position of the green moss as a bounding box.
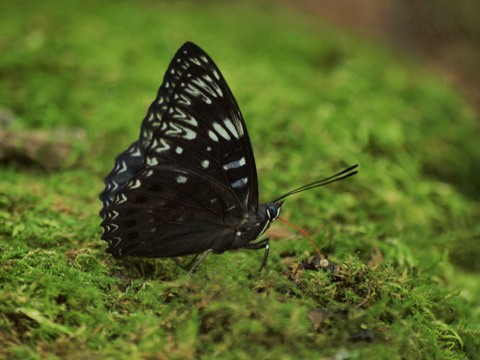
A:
[1,0,479,358]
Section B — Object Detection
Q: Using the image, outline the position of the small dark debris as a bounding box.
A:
[301,255,339,274]
[350,329,376,343]
[284,255,339,285]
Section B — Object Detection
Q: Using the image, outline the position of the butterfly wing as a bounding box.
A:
[101,42,261,257]
[101,164,242,257]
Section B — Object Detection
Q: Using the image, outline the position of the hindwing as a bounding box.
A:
[101,164,242,257]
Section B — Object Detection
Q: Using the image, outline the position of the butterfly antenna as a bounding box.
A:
[272,164,358,203]
[278,216,324,259]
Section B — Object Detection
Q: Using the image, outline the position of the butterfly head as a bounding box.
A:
[266,201,284,222]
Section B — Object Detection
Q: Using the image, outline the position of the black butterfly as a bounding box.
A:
[99,42,358,272]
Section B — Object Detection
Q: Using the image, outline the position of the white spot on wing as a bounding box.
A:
[128,179,141,189]
[164,121,182,136]
[213,122,231,140]
[203,74,223,97]
[208,130,219,142]
[144,169,154,177]
[224,118,239,139]
[176,175,187,184]
[192,78,219,98]
[185,83,212,104]
[110,210,119,220]
[114,160,128,174]
[116,193,127,205]
[109,181,119,192]
[146,157,158,167]
[192,78,206,88]
[128,145,142,157]
[175,147,183,154]
[173,107,198,126]
[190,57,201,66]
[231,177,248,188]
[182,127,197,140]
[151,138,171,153]
[178,94,191,105]
[201,160,209,169]
[111,237,122,248]
[223,157,246,170]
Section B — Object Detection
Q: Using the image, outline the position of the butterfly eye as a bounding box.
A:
[267,204,280,220]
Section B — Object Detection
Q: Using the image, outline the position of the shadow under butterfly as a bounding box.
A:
[99,42,358,273]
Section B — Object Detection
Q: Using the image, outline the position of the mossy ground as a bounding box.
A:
[1,1,479,359]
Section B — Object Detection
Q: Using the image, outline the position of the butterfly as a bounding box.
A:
[99,42,358,272]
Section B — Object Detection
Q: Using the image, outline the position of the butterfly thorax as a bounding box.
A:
[226,201,283,251]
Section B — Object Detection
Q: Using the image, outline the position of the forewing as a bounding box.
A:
[100,42,252,216]
[142,61,258,212]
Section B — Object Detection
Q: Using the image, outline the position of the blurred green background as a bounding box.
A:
[285,0,480,112]
[1,0,479,359]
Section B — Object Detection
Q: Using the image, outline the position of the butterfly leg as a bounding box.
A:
[188,249,214,274]
[173,253,200,270]
[245,237,270,273]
